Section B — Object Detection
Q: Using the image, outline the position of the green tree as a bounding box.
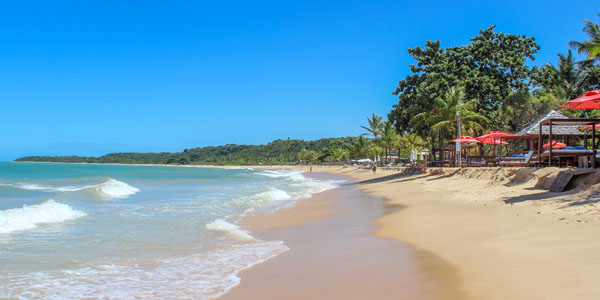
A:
[379,121,398,164]
[331,148,350,163]
[430,87,489,140]
[389,25,539,132]
[349,136,372,159]
[569,14,600,60]
[500,90,562,133]
[369,144,384,165]
[361,113,384,140]
[397,133,425,158]
[533,50,592,101]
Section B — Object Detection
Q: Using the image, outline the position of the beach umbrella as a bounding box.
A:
[579,123,600,130]
[558,90,600,110]
[450,136,480,143]
[451,136,480,164]
[475,137,509,145]
[543,140,567,149]
[476,131,513,157]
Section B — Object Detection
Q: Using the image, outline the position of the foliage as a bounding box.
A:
[397,132,426,154]
[360,113,385,139]
[16,137,358,165]
[378,121,398,163]
[532,50,599,101]
[499,90,562,132]
[349,136,372,159]
[569,14,600,60]
[428,86,488,137]
[389,25,540,132]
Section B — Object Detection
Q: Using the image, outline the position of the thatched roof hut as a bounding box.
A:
[515,110,587,136]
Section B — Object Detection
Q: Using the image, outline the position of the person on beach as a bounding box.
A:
[372,162,376,173]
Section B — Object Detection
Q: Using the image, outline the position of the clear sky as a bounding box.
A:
[1,1,598,160]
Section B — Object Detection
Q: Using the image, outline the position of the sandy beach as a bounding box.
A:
[220,165,600,300]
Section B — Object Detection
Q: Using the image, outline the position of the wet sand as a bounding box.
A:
[221,172,465,300]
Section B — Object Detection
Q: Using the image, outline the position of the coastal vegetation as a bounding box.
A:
[16,137,358,165]
[380,18,600,161]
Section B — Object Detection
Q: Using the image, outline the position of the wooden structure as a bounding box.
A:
[537,118,600,168]
[511,110,589,151]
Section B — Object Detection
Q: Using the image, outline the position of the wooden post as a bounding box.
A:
[593,123,596,169]
[538,121,542,167]
[549,119,553,167]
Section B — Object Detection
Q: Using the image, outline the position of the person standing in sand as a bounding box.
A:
[372,162,376,173]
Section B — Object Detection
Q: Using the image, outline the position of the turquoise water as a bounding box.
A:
[0,162,341,299]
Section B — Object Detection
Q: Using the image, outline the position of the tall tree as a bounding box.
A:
[379,121,398,164]
[349,136,372,159]
[389,25,539,132]
[361,113,384,140]
[533,50,592,100]
[429,87,489,139]
[569,14,600,60]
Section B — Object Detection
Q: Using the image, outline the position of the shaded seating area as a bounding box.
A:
[537,118,600,168]
[425,91,600,169]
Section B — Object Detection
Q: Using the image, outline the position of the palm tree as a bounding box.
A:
[369,144,384,165]
[332,148,350,163]
[536,50,590,100]
[569,14,600,60]
[349,136,372,159]
[410,90,447,161]
[430,87,488,138]
[397,132,425,159]
[379,121,398,164]
[361,113,384,140]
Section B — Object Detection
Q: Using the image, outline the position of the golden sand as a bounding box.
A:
[219,165,600,299]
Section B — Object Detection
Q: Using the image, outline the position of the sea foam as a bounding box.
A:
[206,219,256,242]
[0,241,289,300]
[0,199,87,234]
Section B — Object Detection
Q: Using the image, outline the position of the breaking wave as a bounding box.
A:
[231,187,292,208]
[94,179,140,198]
[206,219,256,242]
[1,179,140,198]
[0,199,87,234]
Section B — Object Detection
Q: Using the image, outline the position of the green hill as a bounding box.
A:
[16,137,358,165]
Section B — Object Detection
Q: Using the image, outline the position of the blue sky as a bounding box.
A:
[1,1,598,160]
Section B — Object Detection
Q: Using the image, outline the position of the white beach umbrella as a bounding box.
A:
[410,149,417,162]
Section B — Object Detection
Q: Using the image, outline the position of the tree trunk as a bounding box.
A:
[438,131,444,163]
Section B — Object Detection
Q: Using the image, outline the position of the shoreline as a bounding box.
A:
[227,165,600,299]
[222,171,466,300]
[11,161,600,298]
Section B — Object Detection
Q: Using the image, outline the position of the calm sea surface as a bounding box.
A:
[0,162,341,299]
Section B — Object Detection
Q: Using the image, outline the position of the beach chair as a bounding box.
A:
[498,151,535,167]
[468,156,496,167]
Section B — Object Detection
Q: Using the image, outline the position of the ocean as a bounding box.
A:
[0,162,342,299]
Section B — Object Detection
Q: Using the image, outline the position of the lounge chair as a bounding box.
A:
[498,151,536,167]
[468,156,496,167]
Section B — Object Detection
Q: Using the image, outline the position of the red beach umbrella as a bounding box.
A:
[476,131,513,144]
[559,90,600,110]
[450,136,480,143]
[543,140,567,149]
[579,123,600,130]
[476,137,508,145]
[483,131,515,138]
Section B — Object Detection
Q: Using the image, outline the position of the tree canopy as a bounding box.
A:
[389,25,540,133]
